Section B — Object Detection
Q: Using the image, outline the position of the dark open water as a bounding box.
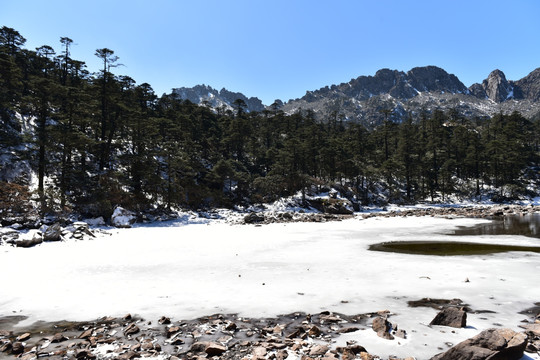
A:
[369,213,540,255]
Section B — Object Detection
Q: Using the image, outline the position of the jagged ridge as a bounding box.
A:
[172,85,265,113]
[171,66,540,126]
[282,66,540,126]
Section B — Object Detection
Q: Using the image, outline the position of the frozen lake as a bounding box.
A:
[1,216,539,359]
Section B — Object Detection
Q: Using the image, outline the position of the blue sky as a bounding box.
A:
[1,0,540,104]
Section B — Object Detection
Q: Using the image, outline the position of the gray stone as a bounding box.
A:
[124,323,140,336]
[372,316,391,333]
[11,342,24,355]
[43,223,62,241]
[309,344,329,356]
[190,341,227,356]
[244,212,265,224]
[430,328,527,360]
[430,307,467,328]
[16,233,42,247]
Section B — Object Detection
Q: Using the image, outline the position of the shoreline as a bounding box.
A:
[239,203,540,225]
[1,303,539,360]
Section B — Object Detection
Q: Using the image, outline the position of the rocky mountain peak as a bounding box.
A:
[406,66,467,94]
[515,67,540,102]
[482,69,513,103]
[172,85,265,113]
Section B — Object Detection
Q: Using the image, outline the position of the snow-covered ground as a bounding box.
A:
[1,216,539,359]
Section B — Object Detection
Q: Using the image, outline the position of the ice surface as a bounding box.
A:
[1,216,539,359]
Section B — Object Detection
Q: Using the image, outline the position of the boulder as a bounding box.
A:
[43,223,62,241]
[372,316,392,333]
[308,325,321,337]
[16,233,43,247]
[372,316,394,340]
[11,342,24,355]
[430,307,467,328]
[158,316,171,325]
[111,207,137,228]
[325,201,354,215]
[520,323,540,337]
[309,345,329,356]
[124,323,140,336]
[0,340,12,353]
[51,332,68,343]
[244,212,265,224]
[16,333,30,341]
[190,341,227,356]
[252,346,267,357]
[430,328,527,360]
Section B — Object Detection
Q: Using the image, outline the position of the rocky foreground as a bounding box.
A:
[1,299,539,360]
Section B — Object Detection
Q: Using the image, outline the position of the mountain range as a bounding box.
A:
[172,66,540,126]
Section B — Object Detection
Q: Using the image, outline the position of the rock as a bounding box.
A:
[325,200,354,215]
[16,332,31,341]
[377,330,395,340]
[309,344,329,356]
[359,353,378,360]
[253,346,267,357]
[79,328,93,339]
[287,327,304,339]
[526,339,540,352]
[372,317,391,333]
[408,298,465,310]
[76,349,97,359]
[308,325,321,337]
[124,323,140,336]
[111,207,137,228]
[372,316,395,340]
[158,316,171,325]
[430,307,467,328]
[339,326,360,333]
[11,342,24,355]
[0,227,19,244]
[206,343,228,356]
[520,322,540,337]
[338,345,368,360]
[430,328,527,360]
[16,233,43,247]
[0,340,12,353]
[118,350,139,360]
[244,212,265,224]
[52,332,68,343]
[166,325,181,337]
[141,340,154,351]
[190,341,227,356]
[274,349,288,360]
[394,329,407,339]
[43,223,62,241]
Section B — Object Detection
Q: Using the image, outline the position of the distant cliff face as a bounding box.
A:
[172,66,540,126]
[172,85,265,113]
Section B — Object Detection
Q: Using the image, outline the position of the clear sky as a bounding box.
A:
[1,0,540,105]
